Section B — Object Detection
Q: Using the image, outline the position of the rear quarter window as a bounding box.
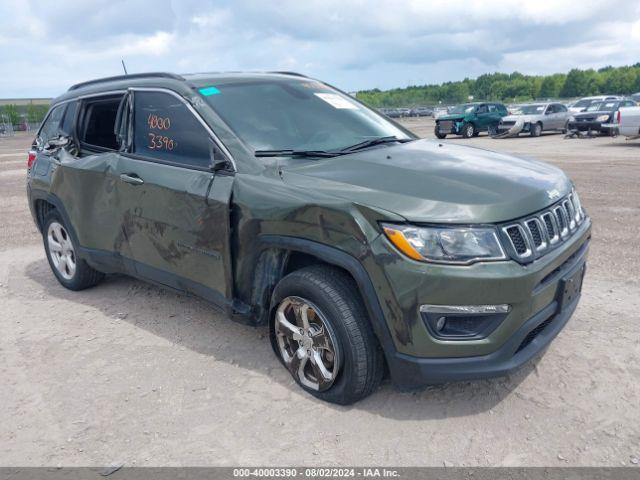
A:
[38,104,66,145]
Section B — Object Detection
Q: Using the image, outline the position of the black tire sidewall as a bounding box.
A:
[434,125,447,139]
[270,267,380,404]
[42,211,101,290]
[531,123,542,137]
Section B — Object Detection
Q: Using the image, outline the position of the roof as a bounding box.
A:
[54,71,312,105]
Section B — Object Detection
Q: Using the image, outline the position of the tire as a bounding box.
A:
[270,265,384,405]
[561,120,570,134]
[461,122,475,138]
[42,210,104,291]
[434,125,447,139]
[530,122,542,137]
[488,124,498,137]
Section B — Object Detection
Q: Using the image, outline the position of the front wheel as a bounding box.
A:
[434,125,447,139]
[530,122,542,137]
[43,210,104,290]
[461,122,475,138]
[270,265,383,405]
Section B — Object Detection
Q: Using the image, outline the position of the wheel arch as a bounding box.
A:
[252,235,397,364]
[30,192,85,254]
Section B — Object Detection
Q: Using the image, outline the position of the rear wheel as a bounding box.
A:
[43,211,104,290]
[461,122,475,138]
[530,122,542,137]
[434,125,447,139]
[488,124,498,136]
[271,265,383,405]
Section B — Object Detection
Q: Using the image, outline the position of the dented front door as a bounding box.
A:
[116,157,234,302]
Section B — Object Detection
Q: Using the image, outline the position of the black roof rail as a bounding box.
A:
[68,72,185,91]
[268,71,308,78]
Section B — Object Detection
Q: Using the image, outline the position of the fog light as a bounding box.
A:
[420,304,511,340]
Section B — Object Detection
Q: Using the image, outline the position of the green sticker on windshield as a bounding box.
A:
[199,86,220,96]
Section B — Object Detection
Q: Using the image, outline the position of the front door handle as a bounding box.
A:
[120,173,144,185]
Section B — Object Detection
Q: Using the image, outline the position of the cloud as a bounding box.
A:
[0,0,639,97]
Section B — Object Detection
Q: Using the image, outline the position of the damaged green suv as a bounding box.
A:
[27,72,590,404]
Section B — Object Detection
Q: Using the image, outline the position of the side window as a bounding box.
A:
[133,91,211,168]
[488,104,496,112]
[476,104,488,114]
[545,105,555,114]
[38,104,66,146]
[79,95,125,150]
[60,101,78,136]
[555,104,567,112]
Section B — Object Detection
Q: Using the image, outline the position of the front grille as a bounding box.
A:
[501,191,587,263]
[526,219,543,248]
[438,121,453,131]
[501,121,516,127]
[506,226,528,255]
[516,317,553,353]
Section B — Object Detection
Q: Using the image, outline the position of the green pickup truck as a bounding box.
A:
[435,102,508,138]
[27,72,589,404]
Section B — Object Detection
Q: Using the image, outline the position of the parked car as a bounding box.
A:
[409,107,433,117]
[607,104,640,139]
[434,102,508,138]
[495,103,572,137]
[567,95,623,113]
[630,92,640,103]
[567,99,637,136]
[432,107,448,118]
[28,72,590,404]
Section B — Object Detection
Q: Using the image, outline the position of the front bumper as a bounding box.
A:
[567,120,608,132]
[388,259,585,388]
[366,216,591,388]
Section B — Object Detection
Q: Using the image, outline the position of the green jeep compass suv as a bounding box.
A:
[27,72,590,404]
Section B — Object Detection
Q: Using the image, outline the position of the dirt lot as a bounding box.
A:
[1,123,639,467]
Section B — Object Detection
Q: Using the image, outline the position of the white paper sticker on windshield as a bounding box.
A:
[314,93,358,109]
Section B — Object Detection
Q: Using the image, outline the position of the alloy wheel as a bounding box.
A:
[47,222,76,280]
[275,296,341,391]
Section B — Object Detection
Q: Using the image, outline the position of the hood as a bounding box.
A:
[574,110,612,119]
[280,139,571,224]
[501,114,538,123]
[437,114,466,122]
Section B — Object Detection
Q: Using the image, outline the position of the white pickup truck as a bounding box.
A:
[618,106,640,139]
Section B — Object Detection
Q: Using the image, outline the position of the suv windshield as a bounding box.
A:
[448,104,476,115]
[200,79,411,152]
[572,99,597,108]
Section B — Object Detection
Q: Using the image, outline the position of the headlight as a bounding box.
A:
[596,114,610,122]
[382,224,506,264]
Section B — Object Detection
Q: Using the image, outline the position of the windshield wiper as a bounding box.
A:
[340,136,412,153]
[254,149,340,158]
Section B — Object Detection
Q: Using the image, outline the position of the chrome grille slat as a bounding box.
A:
[502,191,586,262]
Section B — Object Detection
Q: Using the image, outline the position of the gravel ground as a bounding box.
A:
[1,125,639,467]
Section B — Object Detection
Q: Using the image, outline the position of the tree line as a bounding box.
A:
[356,64,640,107]
[0,103,49,125]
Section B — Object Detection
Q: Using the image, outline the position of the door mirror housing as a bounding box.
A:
[209,140,231,173]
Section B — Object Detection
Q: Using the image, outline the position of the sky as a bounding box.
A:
[1,0,640,98]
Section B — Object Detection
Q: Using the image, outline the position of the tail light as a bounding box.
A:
[27,151,37,169]
[617,110,621,124]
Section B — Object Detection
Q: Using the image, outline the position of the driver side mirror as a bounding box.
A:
[209,140,231,173]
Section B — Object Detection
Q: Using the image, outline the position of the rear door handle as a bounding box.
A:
[120,173,144,185]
